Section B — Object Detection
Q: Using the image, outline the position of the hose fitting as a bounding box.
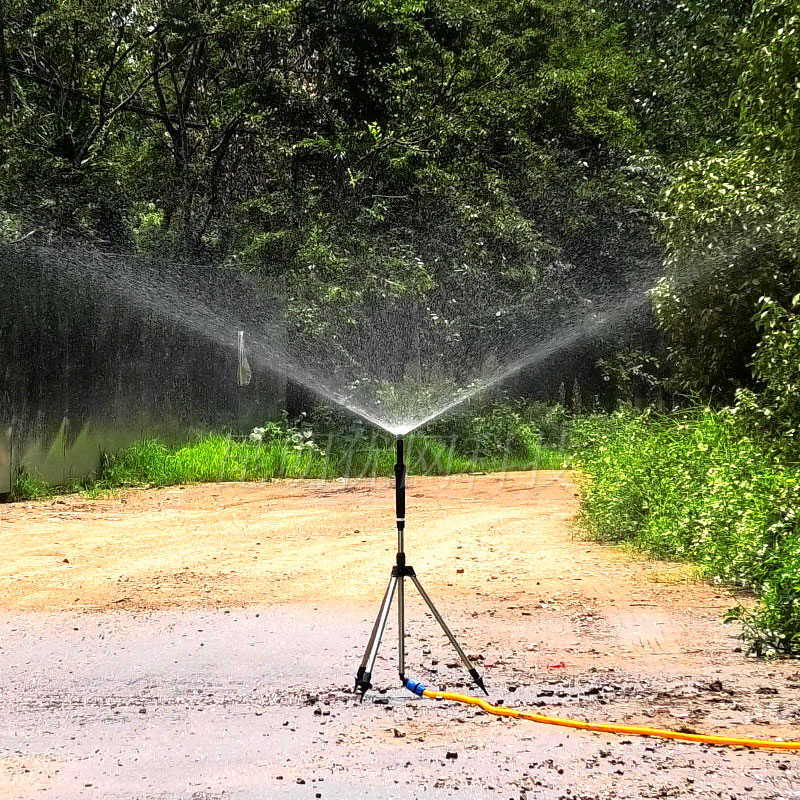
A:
[403,677,426,697]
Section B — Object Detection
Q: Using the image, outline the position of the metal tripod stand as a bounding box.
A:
[354,434,487,700]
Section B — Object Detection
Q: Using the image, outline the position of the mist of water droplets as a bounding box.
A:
[12,244,661,435]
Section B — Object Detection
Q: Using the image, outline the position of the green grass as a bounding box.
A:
[7,429,565,501]
[9,466,53,502]
[573,407,800,656]
[97,432,565,485]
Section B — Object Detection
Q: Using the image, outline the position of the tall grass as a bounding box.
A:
[574,407,800,655]
[8,466,52,501]
[8,423,566,502]
[98,431,565,486]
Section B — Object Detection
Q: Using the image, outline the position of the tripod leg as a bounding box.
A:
[356,577,389,688]
[410,574,488,695]
[397,574,405,682]
[355,575,398,700]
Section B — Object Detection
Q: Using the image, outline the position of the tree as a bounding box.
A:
[655,0,800,398]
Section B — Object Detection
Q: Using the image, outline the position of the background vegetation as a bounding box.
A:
[576,296,800,655]
[2,1,800,650]
[9,402,568,500]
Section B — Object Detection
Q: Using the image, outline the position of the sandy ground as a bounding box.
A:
[1,471,799,799]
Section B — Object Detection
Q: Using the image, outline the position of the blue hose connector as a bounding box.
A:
[404,677,426,696]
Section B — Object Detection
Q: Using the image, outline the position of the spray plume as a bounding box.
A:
[8,243,662,434]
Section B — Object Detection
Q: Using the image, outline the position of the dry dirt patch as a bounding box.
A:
[0,471,699,616]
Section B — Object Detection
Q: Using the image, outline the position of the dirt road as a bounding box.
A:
[1,471,799,799]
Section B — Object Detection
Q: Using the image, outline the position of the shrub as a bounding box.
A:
[429,399,570,456]
[574,407,800,654]
[734,294,800,442]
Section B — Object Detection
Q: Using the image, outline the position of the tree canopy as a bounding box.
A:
[1,0,798,406]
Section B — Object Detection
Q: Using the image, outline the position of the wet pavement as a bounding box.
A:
[2,605,799,799]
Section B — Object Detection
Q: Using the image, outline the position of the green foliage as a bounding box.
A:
[596,348,662,406]
[6,406,566,501]
[604,0,749,150]
[734,294,800,440]
[0,0,658,350]
[430,403,533,456]
[735,0,800,158]
[1,0,795,406]
[9,466,51,501]
[655,150,799,397]
[529,402,573,447]
[574,407,800,655]
[654,0,800,399]
[429,399,571,453]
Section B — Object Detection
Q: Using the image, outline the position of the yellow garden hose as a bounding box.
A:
[402,679,800,751]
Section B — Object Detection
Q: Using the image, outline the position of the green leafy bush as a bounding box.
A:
[433,403,532,457]
[574,407,800,655]
[734,294,800,441]
[429,399,571,455]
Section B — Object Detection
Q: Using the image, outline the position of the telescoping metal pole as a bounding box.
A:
[395,435,406,553]
[395,434,407,681]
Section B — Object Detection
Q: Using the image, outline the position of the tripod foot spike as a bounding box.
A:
[356,672,372,702]
[469,668,488,696]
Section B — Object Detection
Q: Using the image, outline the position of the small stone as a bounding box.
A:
[446,751,458,760]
